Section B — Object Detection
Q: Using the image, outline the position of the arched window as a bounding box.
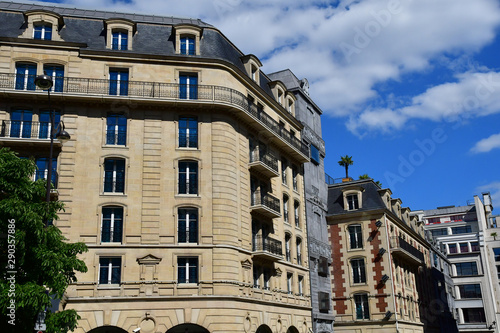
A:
[178,160,198,194]
[351,258,366,284]
[178,207,198,243]
[15,62,36,91]
[101,206,123,243]
[103,158,126,193]
[296,237,302,265]
[283,194,289,223]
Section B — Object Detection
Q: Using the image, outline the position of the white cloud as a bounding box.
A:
[471,133,500,153]
[18,0,500,134]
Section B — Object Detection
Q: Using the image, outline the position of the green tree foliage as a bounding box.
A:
[0,148,87,332]
[338,155,354,179]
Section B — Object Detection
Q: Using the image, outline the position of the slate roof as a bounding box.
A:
[0,1,279,94]
[327,179,386,216]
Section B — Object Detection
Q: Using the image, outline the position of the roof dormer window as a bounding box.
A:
[180,35,195,55]
[174,25,202,56]
[112,30,128,50]
[105,18,136,51]
[240,55,262,84]
[342,186,364,211]
[278,89,283,105]
[20,10,64,41]
[33,22,52,40]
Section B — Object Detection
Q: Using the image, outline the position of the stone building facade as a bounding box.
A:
[326,179,442,333]
[0,2,313,333]
[268,70,334,333]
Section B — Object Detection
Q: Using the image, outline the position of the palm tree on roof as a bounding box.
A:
[338,155,353,179]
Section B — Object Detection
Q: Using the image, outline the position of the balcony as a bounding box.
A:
[251,191,281,218]
[253,237,283,261]
[0,120,62,146]
[389,236,425,265]
[0,73,309,162]
[249,150,279,178]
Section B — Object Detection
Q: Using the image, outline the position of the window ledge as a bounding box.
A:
[101,193,127,197]
[177,283,199,288]
[175,194,201,199]
[102,145,128,149]
[176,147,200,152]
[97,284,121,289]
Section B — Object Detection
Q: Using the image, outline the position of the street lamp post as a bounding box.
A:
[34,73,70,214]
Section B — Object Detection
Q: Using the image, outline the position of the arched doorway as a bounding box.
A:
[256,324,273,333]
[166,323,210,333]
[88,326,127,333]
[286,326,299,333]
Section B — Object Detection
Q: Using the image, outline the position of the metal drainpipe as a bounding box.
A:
[382,215,400,333]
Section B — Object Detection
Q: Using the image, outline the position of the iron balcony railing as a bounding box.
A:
[251,190,281,214]
[1,73,309,157]
[253,237,283,257]
[1,120,57,139]
[250,150,279,173]
[390,236,425,263]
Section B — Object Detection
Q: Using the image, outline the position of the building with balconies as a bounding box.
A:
[326,178,450,333]
[268,69,334,333]
[416,193,499,333]
[0,2,313,332]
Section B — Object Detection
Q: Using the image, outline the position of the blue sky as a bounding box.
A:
[25,0,500,211]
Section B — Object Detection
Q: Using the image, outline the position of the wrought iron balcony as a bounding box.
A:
[389,236,425,265]
[253,237,283,261]
[249,150,279,178]
[251,190,281,218]
[1,73,309,160]
[0,120,58,141]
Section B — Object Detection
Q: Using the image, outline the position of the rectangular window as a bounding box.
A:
[101,207,123,243]
[34,24,52,40]
[319,291,330,313]
[178,257,198,284]
[106,114,127,145]
[283,196,289,223]
[298,275,304,295]
[112,31,128,50]
[292,165,298,191]
[451,225,472,234]
[459,242,469,253]
[310,144,320,165]
[493,248,500,261]
[43,64,64,92]
[354,294,369,320]
[455,262,478,276]
[178,161,198,195]
[99,257,121,284]
[462,308,486,323]
[15,63,36,91]
[253,265,261,288]
[287,273,293,294]
[428,217,440,224]
[448,243,457,254]
[351,258,366,283]
[178,117,198,148]
[285,236,291,262]
[470,242,479,252]
[180,36,195,55]
[109,69,129,96]
[104,158,125,193]
[179,73,198,100]
[318,256,329,277]
[38,111,61,139]
[294,202,300,227]
[347,194,359,210]
[263,268,271,290]
[178,208,198,243]
[281,159,288,185]
[431,228,448,237]
[348,225,363,249]
[10,109,33,138]
[450,215,463,222]
[458,284,482,299]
